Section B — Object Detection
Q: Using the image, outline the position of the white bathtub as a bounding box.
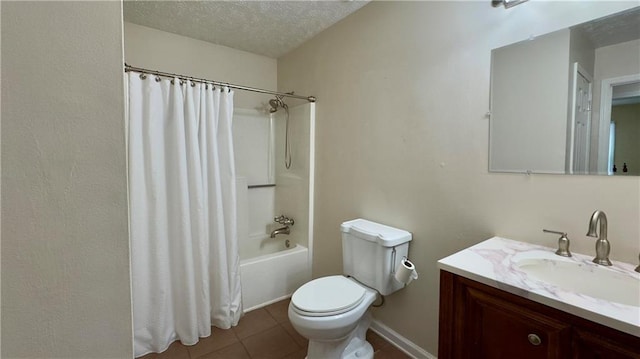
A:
[240,244,310,311]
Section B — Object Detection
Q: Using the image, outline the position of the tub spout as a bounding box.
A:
[270,226,290,238]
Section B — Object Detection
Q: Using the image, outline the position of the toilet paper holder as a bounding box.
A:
[391,251,413,272]
[393,256,419,285]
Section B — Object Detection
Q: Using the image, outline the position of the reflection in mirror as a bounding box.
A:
[609,82,640,175]
[489,7,640,176]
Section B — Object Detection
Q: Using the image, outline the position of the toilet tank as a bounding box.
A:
[341,219,412,295]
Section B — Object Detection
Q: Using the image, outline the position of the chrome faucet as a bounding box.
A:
[270,226,290,238]
[586,210,612,266]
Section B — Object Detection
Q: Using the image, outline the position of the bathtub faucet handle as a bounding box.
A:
[274,215,294,226]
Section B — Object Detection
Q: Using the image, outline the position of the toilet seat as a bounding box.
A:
[291,276,366,317]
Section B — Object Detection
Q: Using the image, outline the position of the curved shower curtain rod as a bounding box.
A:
[124,63,316,103]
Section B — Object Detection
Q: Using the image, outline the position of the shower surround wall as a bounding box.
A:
[234,108,277,259]
[278,1,640,356]
[274,104,314,253]
[236,105,314,259]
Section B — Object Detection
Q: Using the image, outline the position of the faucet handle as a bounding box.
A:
[543,229,572,257]
[636,254,640,273]
[543,229,566,236]
[274,215,294,226]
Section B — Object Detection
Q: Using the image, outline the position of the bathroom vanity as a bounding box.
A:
[437,237,640,359]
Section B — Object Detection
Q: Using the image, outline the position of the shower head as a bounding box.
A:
[269,98,280,113]
[269,96,288,113]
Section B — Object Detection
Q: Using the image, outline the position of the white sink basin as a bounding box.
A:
[515,258,640,307]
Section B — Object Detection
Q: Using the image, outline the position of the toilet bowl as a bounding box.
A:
[287,219,413,359]
[288,276,377,358]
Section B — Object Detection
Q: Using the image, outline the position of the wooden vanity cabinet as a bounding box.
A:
[573,328,640,359]
[439,271,640,359]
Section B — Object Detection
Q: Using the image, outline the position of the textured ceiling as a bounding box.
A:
[123,1,370,59]
[574,6,640,48]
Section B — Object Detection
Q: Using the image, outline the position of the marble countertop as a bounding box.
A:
[437,236,640,337]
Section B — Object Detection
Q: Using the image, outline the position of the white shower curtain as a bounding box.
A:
[128,73,242,357]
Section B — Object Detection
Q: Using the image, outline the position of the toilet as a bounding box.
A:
[288,219,412,359]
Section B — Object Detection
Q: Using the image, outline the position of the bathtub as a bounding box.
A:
[240,244,310,311]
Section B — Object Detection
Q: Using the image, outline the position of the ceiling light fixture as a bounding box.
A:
[492,0,529,9]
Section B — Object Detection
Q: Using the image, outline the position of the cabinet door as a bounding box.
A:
[463,286,572,359]
[573,328,640,359]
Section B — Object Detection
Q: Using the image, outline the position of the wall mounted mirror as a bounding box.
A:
[489,7,640,176]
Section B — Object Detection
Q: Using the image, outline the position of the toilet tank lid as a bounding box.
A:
[341,219,412,247]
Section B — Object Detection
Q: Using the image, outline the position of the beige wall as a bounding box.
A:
[1,2,132,358]
[278,1,640,354]
[124,22,277,110]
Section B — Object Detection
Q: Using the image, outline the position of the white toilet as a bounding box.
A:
[288,219,412,359]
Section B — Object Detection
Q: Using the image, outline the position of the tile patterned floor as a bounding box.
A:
[139,298,410,359]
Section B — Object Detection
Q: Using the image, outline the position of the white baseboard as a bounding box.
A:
[243,294,291,312]
[370,319,436,359]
